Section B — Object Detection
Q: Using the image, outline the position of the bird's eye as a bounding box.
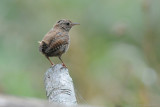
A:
[66,23,70,26]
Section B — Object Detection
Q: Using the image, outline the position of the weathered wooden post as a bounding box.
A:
[44,64,77,105]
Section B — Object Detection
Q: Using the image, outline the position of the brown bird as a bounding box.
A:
[39,19,79,67]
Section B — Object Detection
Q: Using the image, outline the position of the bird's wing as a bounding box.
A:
[42,29,58,45]
[45,39,68,54]
[45,33,69,54]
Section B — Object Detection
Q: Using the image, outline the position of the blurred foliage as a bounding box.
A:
[0,0,160,107]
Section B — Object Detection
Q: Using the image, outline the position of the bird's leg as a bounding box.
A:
[46,56,54,66]
[58,56,67,67]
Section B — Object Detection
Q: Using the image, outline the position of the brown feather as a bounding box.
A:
[38,19,79,66]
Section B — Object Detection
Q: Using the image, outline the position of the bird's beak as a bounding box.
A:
[72,23,80,26]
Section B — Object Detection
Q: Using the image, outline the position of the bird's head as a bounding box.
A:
[54,19,79,31]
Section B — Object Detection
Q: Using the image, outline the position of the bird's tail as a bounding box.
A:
[38,41,42,44]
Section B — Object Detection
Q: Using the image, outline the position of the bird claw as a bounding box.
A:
[51,64,55,67]
[62,63,67,68]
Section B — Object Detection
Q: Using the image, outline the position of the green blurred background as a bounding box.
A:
[0,0,160,107]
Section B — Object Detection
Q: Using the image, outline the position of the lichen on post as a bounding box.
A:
[44,64,77,105]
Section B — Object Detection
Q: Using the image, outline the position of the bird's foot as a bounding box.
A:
[51,64,55,67]
[62,63,67,68]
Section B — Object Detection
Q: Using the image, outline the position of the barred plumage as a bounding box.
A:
[39,19,79,67]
